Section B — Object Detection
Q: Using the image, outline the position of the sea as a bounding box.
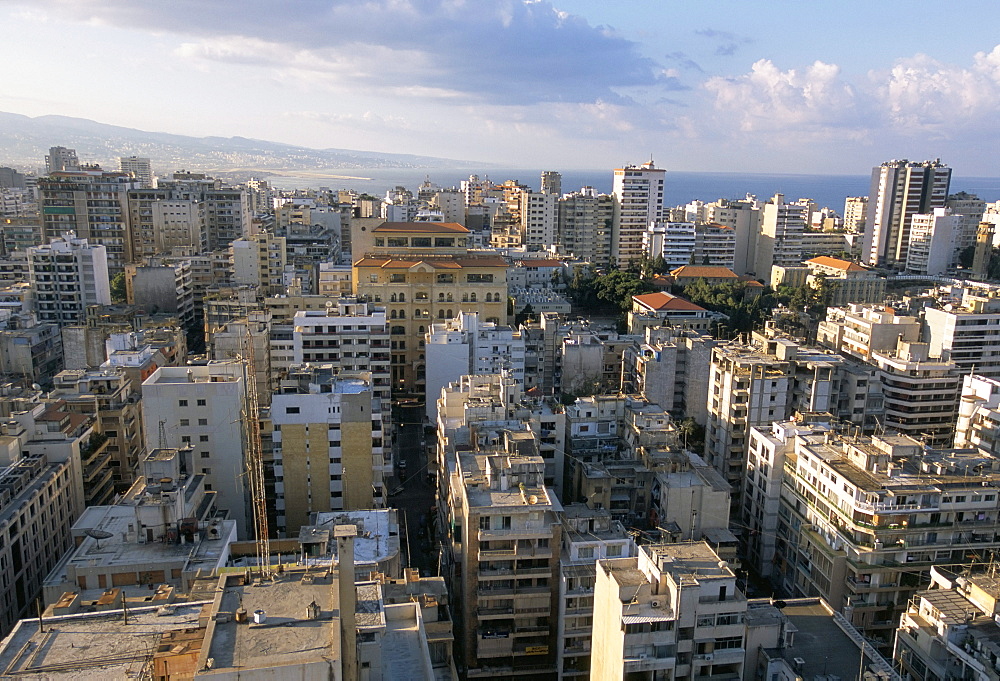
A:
[265,168,1000,213]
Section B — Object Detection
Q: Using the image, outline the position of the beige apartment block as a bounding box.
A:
[353,221,508,394]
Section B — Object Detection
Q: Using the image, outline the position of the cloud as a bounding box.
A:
[704,59,862,133]
[695,28,753,57]
[285,110,417,132]
[33,0,664,106]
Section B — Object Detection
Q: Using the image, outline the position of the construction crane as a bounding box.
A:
[241,327,271,579]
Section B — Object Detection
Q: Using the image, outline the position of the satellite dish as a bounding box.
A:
[85,528,114,549]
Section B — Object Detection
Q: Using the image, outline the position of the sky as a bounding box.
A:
[2,0,999,175]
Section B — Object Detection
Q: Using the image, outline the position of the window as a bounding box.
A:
[466,273,494,283]
[434,238,455,247]
[198,418,208,426]
[411,237,432,247]
[387,237,408,247]
[197,399,206,406]
[607,544,622,557]
[179,419,190,427]
[200,451,210,458]
[181,436,191,444]
[178,400,188,407]
[390,273,406,283]
[199,435,209,442]
[369,274,379,282]
[578,547,594,559]
[286,406,300,414]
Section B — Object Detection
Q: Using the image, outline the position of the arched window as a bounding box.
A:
[438,310,446,319]
[485,292,492,302]
[390,293,397,303]
[470,292,477,302]
[462,294,469,302]
[390,310,397,319]
[438,293,445,301]
[447,309,453,318]
[399,310,406,319]
[398,293,406,302]
[447,293,453,302]
[418,326,425,333]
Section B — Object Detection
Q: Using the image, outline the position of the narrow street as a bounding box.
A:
[390,405,438,576]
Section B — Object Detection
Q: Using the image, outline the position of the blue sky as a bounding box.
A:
[2,0,998,174]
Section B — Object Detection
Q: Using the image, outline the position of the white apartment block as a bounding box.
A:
[290,298,390,401]
[519,191,557,248]
[754,194,807,283]
[925,288,1000,378]
[817,304,922,362]
[231,231,287,297]
[28,232,111,326]
[424,312,525,423]
[695,223,737,269]
[704,197,761,276]
[871,340,959,447]
[896,571,1000,681]
[907,207,962,275]
[646,222,696,269]
[955,374,1000,454]
[614,162,665,268]
[119,156,154,188]
[591,542,746,681]
[843,196,868,233]
[140,361,251,538]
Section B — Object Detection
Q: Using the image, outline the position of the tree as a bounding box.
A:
[110,271,127,303]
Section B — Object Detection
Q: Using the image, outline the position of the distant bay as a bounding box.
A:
[266,168,1000,214]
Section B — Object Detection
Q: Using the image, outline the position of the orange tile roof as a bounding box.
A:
[633,291,707,312]
[805,256,869,272]
[670,265,739,279]
[373,221,469,234]
[353,255,507,269]
[516,259,564,268]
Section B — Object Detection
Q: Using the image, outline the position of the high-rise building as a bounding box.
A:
[28,233,111,326]
[862,159,952,267]
[557,187,615,267]
[140,362,251,538]
[925,287,1000,379]
[518,191,558,249]
[704,196,761,276]
[269,366,388,535]
[37,168,139,273]
[540,170,562,196]
[613,161,665,268]
[843,195,868,233]
[158,173,251,251]
[754,193,807,283]
[44,146,79,174]
[118,156,154,188]
[231,231,287,297]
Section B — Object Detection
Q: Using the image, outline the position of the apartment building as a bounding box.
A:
[37,168,139,273]
[704,332,841,508]
[591,542,747,681]
[558,504,636,680]
[773,428,1000,644]
[863,159,952,268]
[425,312,525,423]
[270,366,388,535]
[557,187,615,267]
[925,289,1000,379]
[613,161,666,268]
[157,173,251,251]
[895,570,1000,681]
[51,367,144,493]
[754,194,808,283]
[231,231,288,297]
[519,190,558,248]
[955,374,1000,455]
[352,221,508,394]
[28,233,111,326]
[0,322,63,385]
[871,340,960,447]
[127,191,204,258]
[290,297,390,401]
[124,260,196,327]
[140,361,251,537]
[443,449,563,678]
[817,303,922,362]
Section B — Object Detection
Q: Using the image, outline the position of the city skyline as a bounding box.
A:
[2,1,999,175]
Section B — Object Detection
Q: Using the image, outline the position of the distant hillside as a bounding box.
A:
[0,112,481,176]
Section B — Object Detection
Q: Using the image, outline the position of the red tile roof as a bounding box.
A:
[670,265,739,279]
[805,256,869,272]
[633,291,707,312]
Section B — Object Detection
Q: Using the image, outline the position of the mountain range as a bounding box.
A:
[0,112,480,177]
